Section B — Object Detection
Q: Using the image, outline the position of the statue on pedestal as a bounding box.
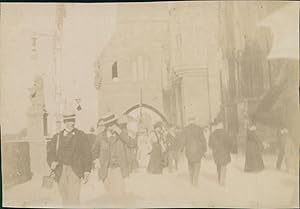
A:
[27,75,46,138]
[28,75,45,114]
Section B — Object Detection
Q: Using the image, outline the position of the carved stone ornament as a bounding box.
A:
[94,59,103,90]
[94,70,103,90]
[28,75,45,113]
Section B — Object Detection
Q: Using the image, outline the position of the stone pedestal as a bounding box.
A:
[26,107,49,178]
[27,107,45,138]
[29,141,49,178]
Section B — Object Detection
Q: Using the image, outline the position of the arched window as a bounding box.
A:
[112,61,118,82]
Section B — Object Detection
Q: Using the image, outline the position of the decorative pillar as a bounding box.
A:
[176,67,211,127]
[27,75,46,138]
[94,58,110,119]
[168,2,222,127]
[26,75,48,179]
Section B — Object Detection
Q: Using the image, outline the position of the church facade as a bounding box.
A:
[94,1,292,134]
[94,3,170,121]
[94,2,223,127]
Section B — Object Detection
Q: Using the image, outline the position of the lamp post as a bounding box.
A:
[74,98,82,111]
[30,4,66,134]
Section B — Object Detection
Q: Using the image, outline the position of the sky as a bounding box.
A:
[0,3,116,134]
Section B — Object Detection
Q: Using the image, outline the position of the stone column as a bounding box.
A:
[176,67,211,127]
[26,75,49,179]
[27,108,45,138]
[169,2,223,127]
[26,107,49,179]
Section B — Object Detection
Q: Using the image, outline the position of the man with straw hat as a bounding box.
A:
[92,112,136,198]
[46,108,92,206]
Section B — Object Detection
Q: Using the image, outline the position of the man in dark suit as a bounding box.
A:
[181,117,207,187]
[46,112,92,206]
[209,119,232,186]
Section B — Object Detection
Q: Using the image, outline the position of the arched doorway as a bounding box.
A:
[123,103,169,124]
[123,103,168,169]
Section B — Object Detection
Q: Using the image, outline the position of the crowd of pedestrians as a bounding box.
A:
[46,109,298,207]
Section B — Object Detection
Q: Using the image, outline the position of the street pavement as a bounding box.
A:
[3,153,298,208]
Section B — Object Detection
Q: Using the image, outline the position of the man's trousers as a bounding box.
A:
[58,165,81,206]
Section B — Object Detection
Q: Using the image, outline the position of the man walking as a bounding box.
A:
[209,118,232,186]
[46,111,92,206]
[165,124,180,172]
[181,117,207,187]
[92,113,136,198]
[119,115,138,174]
[147,122,167,174]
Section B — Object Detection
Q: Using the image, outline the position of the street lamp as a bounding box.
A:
[74,98,82,111]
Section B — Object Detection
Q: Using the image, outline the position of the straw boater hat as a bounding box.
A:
[118,114,137,124]
[62,108,76,123]
[63,113,76,123]
[187,117,198,124]
[98,111,117,127]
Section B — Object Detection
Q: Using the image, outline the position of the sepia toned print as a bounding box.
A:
[0,2,299,208]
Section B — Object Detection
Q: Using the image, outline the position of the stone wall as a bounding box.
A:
[169,2,223,126]
[96,3,169,119]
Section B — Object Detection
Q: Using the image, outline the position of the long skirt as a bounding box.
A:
[244,140,264,172]
[284,139,298,174]
[147,143,163,174]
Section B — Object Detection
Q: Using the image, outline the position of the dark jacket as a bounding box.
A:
[166,133,179,152]
[46,128,92,182]
[244,129,264,172]
[92,129,135,181]
[125,135,138,172]
[209,128,232,166]
[87,133,96,151]
[181,123,207,162]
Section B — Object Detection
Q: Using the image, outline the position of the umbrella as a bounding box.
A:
[258,2,299,60]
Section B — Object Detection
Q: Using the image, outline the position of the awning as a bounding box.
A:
[258,2,299,60]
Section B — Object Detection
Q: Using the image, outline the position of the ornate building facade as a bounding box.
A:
[95,2,224,127]
[95,3,170,120]
[167,2,223,127]
[95,1,295,138]
[218,1,297,147]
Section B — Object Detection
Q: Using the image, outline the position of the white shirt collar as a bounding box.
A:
[63,128,75,136]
